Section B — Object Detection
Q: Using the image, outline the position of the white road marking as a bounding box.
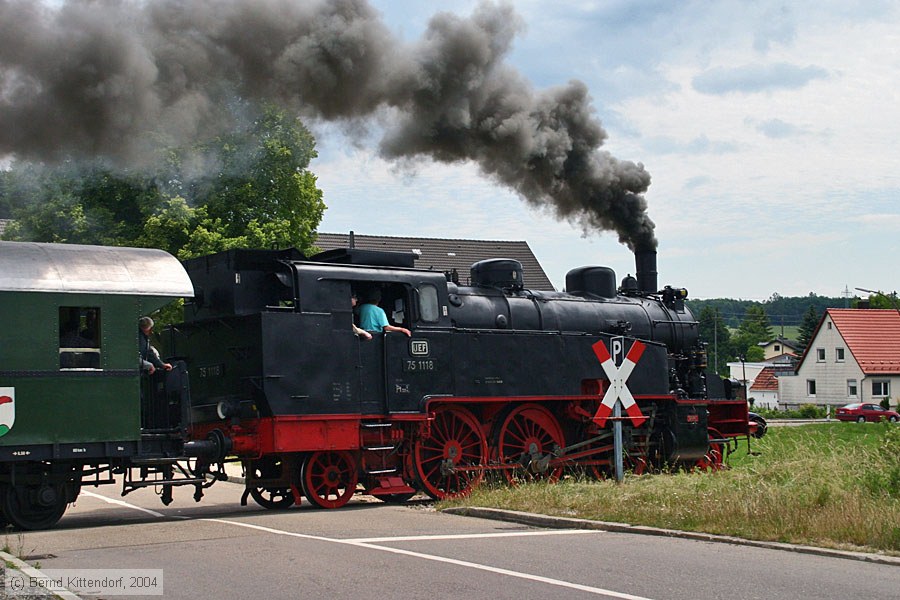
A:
[81,490,166,517]
[80,492,656,600]
[345,529,600,543]
[203,518,654,599]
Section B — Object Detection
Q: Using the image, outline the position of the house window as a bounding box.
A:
[827,322,832,329]
[872,380,890,397]
[59,306,101,370]
[836,348,845,362]
[816,348,825,362]
[807,379,817,396]
[774,344,781,352]
[848,379,858,398]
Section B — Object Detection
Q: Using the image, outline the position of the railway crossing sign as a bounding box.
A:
[591,338,647,428]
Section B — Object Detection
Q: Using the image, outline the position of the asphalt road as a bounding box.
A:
[8,479,899,600]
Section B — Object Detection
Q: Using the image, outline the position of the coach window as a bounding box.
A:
[59,307,101,369]
[418,284,440,323]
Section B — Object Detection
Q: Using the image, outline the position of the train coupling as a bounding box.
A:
[183,429,233,463]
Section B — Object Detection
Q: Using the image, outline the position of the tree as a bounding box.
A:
[1,161,169,246]
[173,105,324,258]
[697,306,731,374]
[2,105,325,260]
[797,305,820,351]
[852,293,899,310]
[0,170,13,218]
[731,305,773,360]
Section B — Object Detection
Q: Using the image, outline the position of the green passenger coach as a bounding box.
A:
[0,241,196,528]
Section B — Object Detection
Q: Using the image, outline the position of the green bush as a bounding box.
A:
[798,404,825,418]
[753,405,827,419]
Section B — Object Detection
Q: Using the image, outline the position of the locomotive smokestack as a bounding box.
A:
[635,249,658,295]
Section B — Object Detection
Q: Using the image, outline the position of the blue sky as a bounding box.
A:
[312,1,900,299]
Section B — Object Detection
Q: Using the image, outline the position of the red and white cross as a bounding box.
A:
[591,339,648,428]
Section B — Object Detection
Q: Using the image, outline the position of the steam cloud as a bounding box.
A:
[0,0,656,250]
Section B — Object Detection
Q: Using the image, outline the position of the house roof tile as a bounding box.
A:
[827,309,900,374]
[749,366,779,391]
[315,232,556,290]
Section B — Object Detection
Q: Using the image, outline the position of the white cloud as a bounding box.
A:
[692,63,829,95]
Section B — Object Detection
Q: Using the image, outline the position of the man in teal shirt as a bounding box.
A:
[359,289,411,337]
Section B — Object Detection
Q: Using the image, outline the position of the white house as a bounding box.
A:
[758,337,801,361]
[748,366,779,409]
[727,352,797,405]
[779,309,900,412]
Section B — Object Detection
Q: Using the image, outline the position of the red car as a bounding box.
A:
[835,403,900,423]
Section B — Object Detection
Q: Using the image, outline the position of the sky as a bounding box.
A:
[2,1,898,300]
[311,0,900,299]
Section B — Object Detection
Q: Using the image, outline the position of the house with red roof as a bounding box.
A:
[749,366,780,409]
[727,350,797,408]
[778,309,900,412]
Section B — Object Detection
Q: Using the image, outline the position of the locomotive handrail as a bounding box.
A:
[652,319,699,325]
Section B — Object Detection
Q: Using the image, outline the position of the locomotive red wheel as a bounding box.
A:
[695,428,725,472]
[413,405,487,500]
[248,487,295,510]
[494,404,565,484]
[246,457,296,509]
[300,451,359,509]
[566,436,613,480]
[625,454,648,476]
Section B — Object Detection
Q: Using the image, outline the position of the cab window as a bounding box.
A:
[418,284,440,323]
[355,283,410,330]
[59,306,101,369]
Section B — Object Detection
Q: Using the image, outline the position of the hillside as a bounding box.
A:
[686,294,849,330]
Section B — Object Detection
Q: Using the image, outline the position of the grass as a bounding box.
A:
[442,422,900,555]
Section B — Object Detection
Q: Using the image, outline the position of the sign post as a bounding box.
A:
[613,401,623,482]
[591,338,647,483]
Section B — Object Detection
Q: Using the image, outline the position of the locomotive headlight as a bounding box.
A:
[216,399,240,420]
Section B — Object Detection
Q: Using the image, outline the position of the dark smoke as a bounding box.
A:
[0,0,656,250]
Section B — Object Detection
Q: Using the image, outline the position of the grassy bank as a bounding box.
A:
[442,422,900,555]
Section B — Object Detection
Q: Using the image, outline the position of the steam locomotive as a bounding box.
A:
[0,239,747,528]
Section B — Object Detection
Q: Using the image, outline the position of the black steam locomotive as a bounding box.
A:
[171,244,746,508]
[0,239,747,528]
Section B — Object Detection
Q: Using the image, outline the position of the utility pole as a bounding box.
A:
[713,308,719,374]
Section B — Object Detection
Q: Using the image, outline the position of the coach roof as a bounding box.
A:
[0,241,194,297]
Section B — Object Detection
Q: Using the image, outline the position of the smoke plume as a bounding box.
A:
[0,0,656,249]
